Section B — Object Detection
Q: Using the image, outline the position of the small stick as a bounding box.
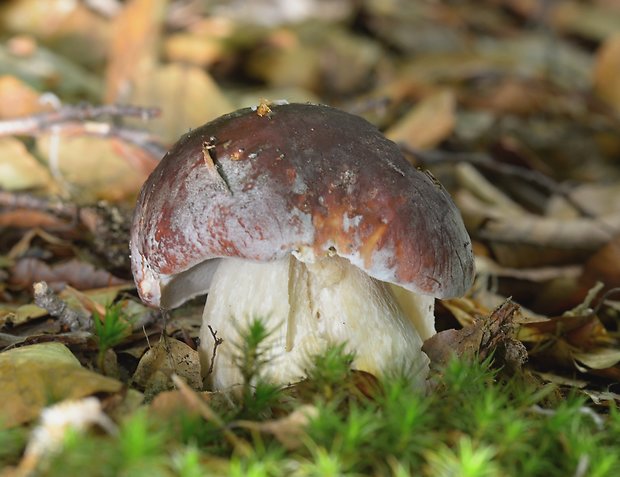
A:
[0,103,167,160]
[207,325,223,376]
[0,103,160,136]
[32,281,91,331]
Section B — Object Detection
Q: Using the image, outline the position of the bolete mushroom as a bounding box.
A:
[130,102,474,391]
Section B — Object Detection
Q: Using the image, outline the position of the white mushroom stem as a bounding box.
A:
[199,255,435,391]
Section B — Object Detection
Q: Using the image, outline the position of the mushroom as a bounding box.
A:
[130,102,474,391]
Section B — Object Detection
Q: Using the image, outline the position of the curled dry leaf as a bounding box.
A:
[233,405,319,450]
[132,336,202,401]
[9,257,128,292]
[0,209,68,229]
[423,300,527,372]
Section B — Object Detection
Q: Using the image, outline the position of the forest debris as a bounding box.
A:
[581,235,620,290]
[11,258,128,292]
[457,186,620,267]
[32,281,91,331]
[0,209,68,229]
[0,42,102,99]
[36,134,155,201]
[387,89,456,150]
[171,374,252,457]
[124,63,233,143]
[232,405,319,450]
[0,75,52,119]
[132,336,202,401]
[0,342,121,428]
[0,103,160,137]
[573,348,620,371]
[0,137,55,192]
[18,397,117,476]
[476,255,582,283]
[454,163,526,216]
[0,303,47,328]
[593,33,620,111]
[104,0,168,103]
[423,300,527,372]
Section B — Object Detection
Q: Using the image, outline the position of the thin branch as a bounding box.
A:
[207,325,223,376]
[0,103,167,160]
[0,191,78,219]
[33,281,91,331]
[0,103,159,136]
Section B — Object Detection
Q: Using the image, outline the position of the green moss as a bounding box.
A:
[27,321,620,477]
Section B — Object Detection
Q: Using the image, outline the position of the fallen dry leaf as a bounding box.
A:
[423,300,527,372]
[0,342,122,428]
[0,137,55,192]
[233,405,319,450]
[36,134,149,201]
[9,258,128,292]
[593,33,620,111]
[386,89,456,150]
[104,0,167,103]
[0,209,68,229]
[0,75,52,118]
[126,63,233,143]
[132,336,202,400]
[0,303,47,328]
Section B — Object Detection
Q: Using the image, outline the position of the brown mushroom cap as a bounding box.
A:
[130,103,474,308]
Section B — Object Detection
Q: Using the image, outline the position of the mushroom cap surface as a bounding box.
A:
[130,103,474,308]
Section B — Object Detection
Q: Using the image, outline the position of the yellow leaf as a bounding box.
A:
[0,137,55,192]
[386,89,456,150]
[0,343,122,429]
[127,63,233,143]
[37,135,148,201]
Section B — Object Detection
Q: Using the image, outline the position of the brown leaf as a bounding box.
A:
[233,405,319,450]
[423,300,527,371]
[581,235,620,290]
[593,33,620,111]
[0,209,68,229]
[9,258,128,292]
[132,336,202,401]
[104,0,168,103]
[0,303,47,328]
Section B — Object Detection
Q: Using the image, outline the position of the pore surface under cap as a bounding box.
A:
[130,103,474,307]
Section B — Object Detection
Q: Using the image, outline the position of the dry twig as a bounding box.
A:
[32,281,91,331]
[207,325,223,376]
[0,103,167,159]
